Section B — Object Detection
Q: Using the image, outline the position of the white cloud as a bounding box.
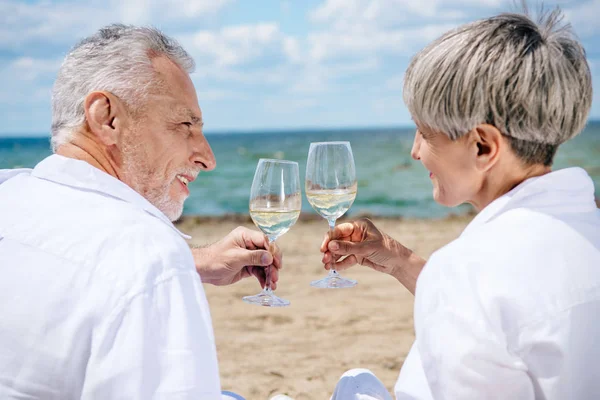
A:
[280,0,292,15]
[310,0,505,29]
[371,95,405,116]
[282,37,302,64]
[167,0,233,17]
[0,1,111,47]
[193,67,289,86]
[289,73,329,94]
[0,0,234,48]
[262,97,319,114]
[385,73,405,91]
[6,58,62,82]
[118,0,152,25]
[1,0,597,134]
[304,23,456,63]
[179,23,283,67]
[288,58,380,94]
[0,57,61,107]
[564,0,600,37]
[195,89,250,101]
[300,0,488,65]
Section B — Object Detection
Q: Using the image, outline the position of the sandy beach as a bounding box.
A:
[176,215,472,399]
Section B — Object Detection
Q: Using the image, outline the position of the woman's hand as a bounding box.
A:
[320,218,426,294]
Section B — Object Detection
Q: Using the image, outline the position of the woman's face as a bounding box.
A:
[410,125,481,207]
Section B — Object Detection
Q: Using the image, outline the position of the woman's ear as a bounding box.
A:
[83,91,127,146]
[472,124,503,172]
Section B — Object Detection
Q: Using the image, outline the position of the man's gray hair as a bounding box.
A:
[403,9,593,165]
[51,24,195,152]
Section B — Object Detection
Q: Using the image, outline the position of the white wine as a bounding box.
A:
[306,189,357,220]
[249,209,301,240]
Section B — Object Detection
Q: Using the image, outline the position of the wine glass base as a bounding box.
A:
[242,291,290,307]
[310,275,357,289]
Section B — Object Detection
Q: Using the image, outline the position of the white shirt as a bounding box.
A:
[395,167,600,399]
[0,155,222,399]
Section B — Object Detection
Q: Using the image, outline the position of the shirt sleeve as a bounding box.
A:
[80,270,222,400]
[413,251,535,400]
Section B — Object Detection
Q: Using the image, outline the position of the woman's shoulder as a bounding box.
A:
[417,207,600,334]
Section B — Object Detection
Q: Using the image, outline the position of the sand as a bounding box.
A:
[176,215,471,399]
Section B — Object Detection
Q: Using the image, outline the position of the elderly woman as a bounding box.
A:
[321,9,600,400]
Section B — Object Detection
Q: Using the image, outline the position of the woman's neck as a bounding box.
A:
[469,161,551,211]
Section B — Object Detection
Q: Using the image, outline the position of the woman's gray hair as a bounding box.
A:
[51,24,195,152]
[403,9,593,166]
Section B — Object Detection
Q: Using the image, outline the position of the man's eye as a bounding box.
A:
[182,122,192,127]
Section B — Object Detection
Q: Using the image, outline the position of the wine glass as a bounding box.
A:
[243,159,301,307]
[305,141,358,289]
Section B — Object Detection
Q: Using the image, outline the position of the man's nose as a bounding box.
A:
[191,134,216,171]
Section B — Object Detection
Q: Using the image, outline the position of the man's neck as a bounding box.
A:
[55,131,121,180]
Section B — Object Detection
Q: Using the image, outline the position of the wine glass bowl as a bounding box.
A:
[305,142,358,289]
[243,159,301,307]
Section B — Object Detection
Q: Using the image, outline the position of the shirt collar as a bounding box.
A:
[0,168,32,185]
[31,154,191,240]
[462,167,597,237]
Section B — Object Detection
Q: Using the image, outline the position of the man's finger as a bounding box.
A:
[241,230,258,251]
[271,244,283,270]
[239,227,269,250]
[247,265,277,290]
[248,266,266,288]
[241,249,272,267]
[270,265,279,286]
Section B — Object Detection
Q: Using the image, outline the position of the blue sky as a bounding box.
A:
[0,0,599,137]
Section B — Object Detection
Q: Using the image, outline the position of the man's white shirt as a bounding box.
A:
[0,155,221,399]
[396,168,600,399]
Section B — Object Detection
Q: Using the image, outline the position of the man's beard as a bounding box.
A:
[120,142,184,222]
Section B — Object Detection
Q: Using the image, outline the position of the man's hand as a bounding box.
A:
[193,226,282,288]
[320,218,426,294]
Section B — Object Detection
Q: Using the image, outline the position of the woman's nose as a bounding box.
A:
[411,132,421,161]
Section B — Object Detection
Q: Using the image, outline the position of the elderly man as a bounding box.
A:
[319,9,600,400]
[0,25,280,399]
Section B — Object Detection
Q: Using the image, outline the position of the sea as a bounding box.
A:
[1,123,599,219]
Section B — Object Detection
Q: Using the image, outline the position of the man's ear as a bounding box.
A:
[471,124,503,172]
[83,91,127,146]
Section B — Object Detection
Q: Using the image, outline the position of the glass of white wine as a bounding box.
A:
[305,141,358,289]
[243,159,301,307]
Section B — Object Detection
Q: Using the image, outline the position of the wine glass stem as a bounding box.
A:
[328,219,339,275]
[265,236,277,291]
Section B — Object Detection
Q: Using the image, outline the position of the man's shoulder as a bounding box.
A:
[84,207,195,281]
[0,171,194,282]
[100,216,192,268]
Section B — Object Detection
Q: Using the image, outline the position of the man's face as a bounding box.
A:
[119,56,216,221]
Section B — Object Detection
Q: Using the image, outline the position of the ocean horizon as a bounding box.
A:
[2,122,599,219]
